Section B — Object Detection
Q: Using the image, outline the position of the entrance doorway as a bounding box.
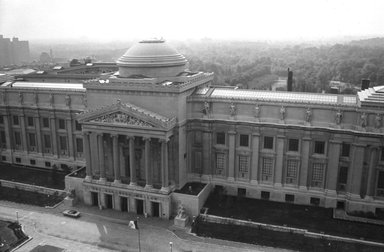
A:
[136,199,144,215]
[91,192,99,206]
[151,202,160,217]
[105,194,113,209]
[121,197,128,212]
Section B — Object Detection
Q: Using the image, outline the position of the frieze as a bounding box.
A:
[91,111,155,127]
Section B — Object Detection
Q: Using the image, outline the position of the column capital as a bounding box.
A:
[143,136,151,142]
[82,131,91,136]
[352,143,366,148]
[252,133,260,137]
[111,133,119,138]
[126,135,135,140]
[329,139,342,144]
[228,130,236,135]
[160,138,169,143]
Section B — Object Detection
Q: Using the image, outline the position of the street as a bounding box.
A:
[0,201,290,252]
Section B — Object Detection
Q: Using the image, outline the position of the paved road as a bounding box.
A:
[0,201,292,252]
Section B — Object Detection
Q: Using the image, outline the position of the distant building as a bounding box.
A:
[0,35,30,66]
[0,40,384,219]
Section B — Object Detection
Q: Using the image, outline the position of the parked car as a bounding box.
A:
[62,210,81,218]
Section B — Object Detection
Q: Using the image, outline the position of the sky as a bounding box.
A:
[1,0,384,42]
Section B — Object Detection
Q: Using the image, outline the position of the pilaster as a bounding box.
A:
[129,136,137,186]
[112,134,120,183]
[325,140,341,195]
[274,135,285,187]
[227,130,236,181]
[98,133,106,182]
[299,137,311,190]
[83,132,92,181]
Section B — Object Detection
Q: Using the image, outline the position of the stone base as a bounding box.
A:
[64,196,76,207]
[174,216,189,228]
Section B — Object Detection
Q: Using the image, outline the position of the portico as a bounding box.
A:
[78,100,177,218]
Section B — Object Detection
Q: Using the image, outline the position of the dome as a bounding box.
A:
[117,39,187,68]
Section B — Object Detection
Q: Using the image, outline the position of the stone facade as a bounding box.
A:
[1,40,384,218]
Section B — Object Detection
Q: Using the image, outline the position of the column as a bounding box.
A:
[227,130,236,181]
[50,117,58,156]
[348,143,366,197]
[161,139,169,191]
[299,137,311,190]
[202,131,212,175]
[250,133,260,184]
[83,132,92,181]
[144,137,152,189]
[112,134,120,183]
[274,135,285,187]
[119,143,126,178]
[98,133,106,182]
[90,132,99,176]
[35,115,43,154]
[4,114,12,150]
[325,140,341,194]
[365,148,378,198]
[67,119,74,159]
[129,136,136,186]
[20,115,28,152]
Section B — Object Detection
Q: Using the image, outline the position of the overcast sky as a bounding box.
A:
[1,0,383,42]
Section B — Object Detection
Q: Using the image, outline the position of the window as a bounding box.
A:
[58,119,66,130]
[311,163,325,187]
[43,134,51,151]
[15,157,21,163]
[238,188,246,197]
[381,148,384,161]
[310,197,320,206]
[30,159,36,165]
[45,161,51,167]
[261,191,270,200]
[263,136,274,149]
[314,141,325,154]
[28,133,36,151]
[341,143,350,157]
[75,121,82,131]
[194,131,202,145]
[76,138,83,153]
[337,166,348,191]
[27,116,34,127]
[286,160,298,184]
[42,117,49,128]
[239,134,249,147]
[59,136,67,154]
[216,153,225,175]
[285,194,295,203]
[1,156,6,161]
[262,157,273,181]
[0,131,6,148]
[377,171,384,197]
[14,132,21,147]
[238,155,248,177]
[194,151,202,173]
[216,132,225,145]
[13,116,19,126]
[288,139,299,152]
[0,115,3,124]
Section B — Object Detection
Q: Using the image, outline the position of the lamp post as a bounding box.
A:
[169,242,173,252]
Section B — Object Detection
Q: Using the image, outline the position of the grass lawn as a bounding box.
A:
[0,187,65,207]
[0,163,68,190]
[203,191,384,243]
[0,220,29,252]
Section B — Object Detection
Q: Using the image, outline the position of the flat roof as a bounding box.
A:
[4,81,85,90]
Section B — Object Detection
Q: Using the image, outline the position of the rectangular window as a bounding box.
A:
[310,197,320,206]
[27,116,34,127]
[42,117,49,128]
[15,157,21,163]
[286,160,298,183]
[75,121,82,131]
[285,194,295,203]
[216,132,225,145]
[13,116,19,126]
[45,161,51,167]
[312,163,325,187]
[377,171,384,197]
[238,155,248,178]
[337,166,348,191]
[263,136,274,149]
[381,148,384,161]
[1,156,6,161]
[14,132,21,146]
[194,151,202,173]
[0,115,3,124]
[28,133,36,150]
[239,134,249,147]
[288,138,299,152]
[262,157,273,181]
[76,138,83,153]
[194,131,202,145]
[314,141,325,154]
[58,119,66,130]
[30,159,36,165]
[0,131,6,148]
[261,191,270,200]
[59,136,67,151]
[43,134,51,149]
[216,153,225,175]
[341,143,350,157]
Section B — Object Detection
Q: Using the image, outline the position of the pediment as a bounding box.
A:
[77,100,176,130]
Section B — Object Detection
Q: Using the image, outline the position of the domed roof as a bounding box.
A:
[117,39,187,68]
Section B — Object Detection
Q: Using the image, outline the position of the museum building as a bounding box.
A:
[0,39,384,218]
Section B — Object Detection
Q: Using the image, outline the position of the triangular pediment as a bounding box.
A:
[77,100,176,130]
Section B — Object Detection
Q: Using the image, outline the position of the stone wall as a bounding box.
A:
[0,179,66,196]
